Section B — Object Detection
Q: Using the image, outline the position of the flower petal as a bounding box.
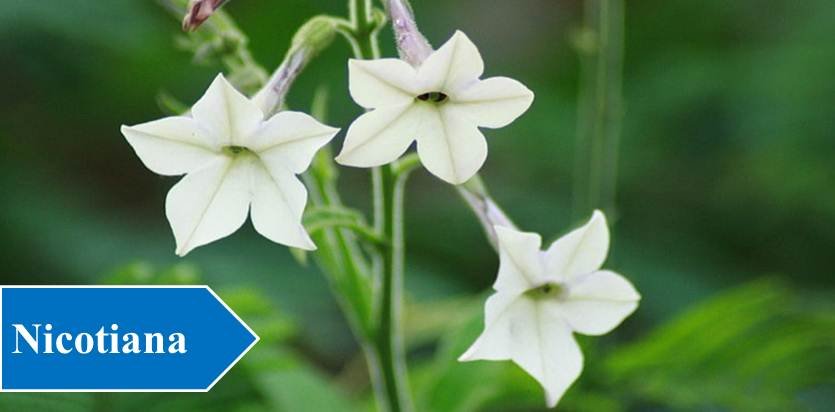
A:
[250,160,316,250]
[417,31,484,92]
[493,226,544,292]
[460,295,583,408]
[166,156,252,256]
[448,76,534,128]
[543,210,610,280]
[415,105,487,184]
[510,305,583,408]
[458,291,521,361]
[335,103,423,167]
[192,74,264,147]
[348,59,419,109]
[121,117,220,176]
[555,270,640,336]
[248,111,339,174]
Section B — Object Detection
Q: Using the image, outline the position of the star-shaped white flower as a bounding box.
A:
[336,31,534,185]
[459,211,640,407]
[121,74,338,256]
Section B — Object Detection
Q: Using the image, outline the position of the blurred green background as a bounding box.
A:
[1,0,833,411]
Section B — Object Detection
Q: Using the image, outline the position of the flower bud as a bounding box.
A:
[252,16,339,115]
[289,15,338,55]
[182,0,230,32]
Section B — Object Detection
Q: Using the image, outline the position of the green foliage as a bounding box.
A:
[0,394,94,412]
[604,279,835,411]
[408,279,835,411]
[2,0,834,410]
[0,263,359,412]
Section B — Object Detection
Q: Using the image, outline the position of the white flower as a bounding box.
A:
[336,30,534,185]
[459,211,640,407]
[121,74,338,256]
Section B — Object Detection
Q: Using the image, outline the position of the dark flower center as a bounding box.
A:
[416,91,448,103]
[524,282,565,300]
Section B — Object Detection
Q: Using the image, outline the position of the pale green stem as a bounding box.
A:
[158,0,387,405]
[458,176,517,251]
[247,13,374,341]
[349,1,414,410]
[572,0,624,221]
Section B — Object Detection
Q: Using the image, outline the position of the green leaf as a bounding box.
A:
[304,206,364,224]
[304,206,383,246]
[604,278,835,410]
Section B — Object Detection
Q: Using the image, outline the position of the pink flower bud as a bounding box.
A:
[182,0,229,32]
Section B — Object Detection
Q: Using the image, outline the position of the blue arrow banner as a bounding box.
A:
[0,286,258,391]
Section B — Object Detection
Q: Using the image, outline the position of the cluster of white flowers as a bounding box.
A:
[122,31,532,254]
[122,29,638,408]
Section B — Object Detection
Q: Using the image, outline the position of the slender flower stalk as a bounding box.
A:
[572,0,624,221]
[252,48,308,116]
[344,2,531,404]
[386,0,432,66]
[458,176,516,251]
[374,165,413,412]
[347,2,415,410]
[253,16,342,116]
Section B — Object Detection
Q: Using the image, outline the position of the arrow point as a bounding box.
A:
[203,286,260,391]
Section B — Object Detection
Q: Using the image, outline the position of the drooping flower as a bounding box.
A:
[121,74,338,256]
[336,31,534,185]
[459,211,640,407]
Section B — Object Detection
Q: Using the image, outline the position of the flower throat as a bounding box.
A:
[416,91,448,103]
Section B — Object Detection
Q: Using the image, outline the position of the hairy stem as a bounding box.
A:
[572,0,624,221]
[385,0,432,66]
